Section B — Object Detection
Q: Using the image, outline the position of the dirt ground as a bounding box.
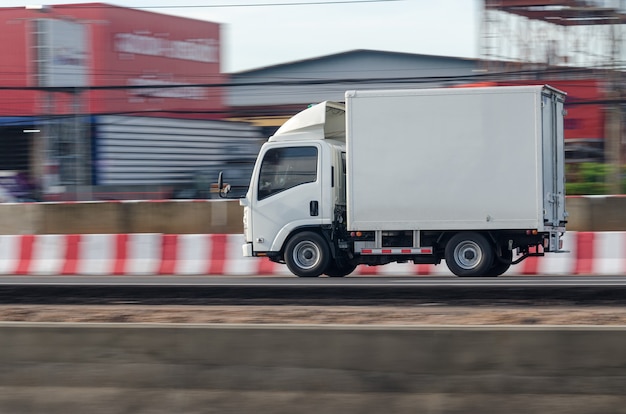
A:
[2,305,626,325]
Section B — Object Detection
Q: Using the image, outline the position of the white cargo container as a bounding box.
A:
[346,87,566,231]
[221,86,567,277]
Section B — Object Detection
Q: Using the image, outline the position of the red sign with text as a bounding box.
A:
[0,3,224,118]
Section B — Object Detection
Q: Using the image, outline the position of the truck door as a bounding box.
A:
[250,144,324,253]
[541,90,567,228]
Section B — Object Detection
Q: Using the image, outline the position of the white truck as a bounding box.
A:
[220,86,568,277]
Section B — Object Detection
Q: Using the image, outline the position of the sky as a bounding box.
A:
[3,0,481,72]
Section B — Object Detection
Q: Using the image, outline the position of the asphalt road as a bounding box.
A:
[0,275,625,306]
[0,274,624,286]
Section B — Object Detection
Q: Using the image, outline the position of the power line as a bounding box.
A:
[0,71,614,120]
[41,0,403,9]
[157,0,400,7]
[155,0,402,7]
[0,65,602,91]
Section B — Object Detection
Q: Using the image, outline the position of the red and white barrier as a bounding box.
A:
[0,232,624,276]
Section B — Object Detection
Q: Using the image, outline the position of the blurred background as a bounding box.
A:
[0,0,624,202]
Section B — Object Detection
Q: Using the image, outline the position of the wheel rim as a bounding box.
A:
[292,240,321,270]
[453,240,483,270]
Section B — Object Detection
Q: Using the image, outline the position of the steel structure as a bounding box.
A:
[482,0,626,69]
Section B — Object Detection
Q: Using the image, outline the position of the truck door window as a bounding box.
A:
[258,146,318,200]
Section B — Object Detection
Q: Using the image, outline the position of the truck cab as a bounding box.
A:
[240,102,349,276]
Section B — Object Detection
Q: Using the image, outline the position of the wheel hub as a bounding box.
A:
[454,241,483,270]
[293,241,320,270]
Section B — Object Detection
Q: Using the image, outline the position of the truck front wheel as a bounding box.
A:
[284,231,330,277]
[445,232,494,277]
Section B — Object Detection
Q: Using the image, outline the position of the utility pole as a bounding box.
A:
[606,20,624,195]
[606,94,622,194]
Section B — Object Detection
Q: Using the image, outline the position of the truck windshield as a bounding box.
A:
[258,146,318,200]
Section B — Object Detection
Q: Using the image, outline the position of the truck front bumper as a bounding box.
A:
[242,242,253,257]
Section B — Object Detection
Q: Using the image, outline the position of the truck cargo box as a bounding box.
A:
[345,86,566,232]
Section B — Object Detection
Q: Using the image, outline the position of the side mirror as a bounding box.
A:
[217,171,231,198]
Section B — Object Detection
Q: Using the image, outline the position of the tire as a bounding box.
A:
[486,248,513,277]
[445,232,494,277]
[324,259,357,277]
[284,231,330,277]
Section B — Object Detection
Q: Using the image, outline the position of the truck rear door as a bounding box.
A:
[541,88,567,228]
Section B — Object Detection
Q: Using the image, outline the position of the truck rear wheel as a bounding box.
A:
[486,248,513,277]
[284,231,330,277]
[445,232,494,277]
[324,258,357,277]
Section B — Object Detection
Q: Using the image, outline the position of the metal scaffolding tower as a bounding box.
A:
[482,0,626,68]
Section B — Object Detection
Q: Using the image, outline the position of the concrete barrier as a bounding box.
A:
[1,323,626,413]
[1,196,625,235]
[0,202,40,234]
[1,231,625,276]
[0,200,244,235]
[565,196,626,231]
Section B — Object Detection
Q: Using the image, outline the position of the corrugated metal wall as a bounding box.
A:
[94,116,264,191]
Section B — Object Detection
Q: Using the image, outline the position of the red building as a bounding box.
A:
[0,4,261,201]
[0,2,224,117]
